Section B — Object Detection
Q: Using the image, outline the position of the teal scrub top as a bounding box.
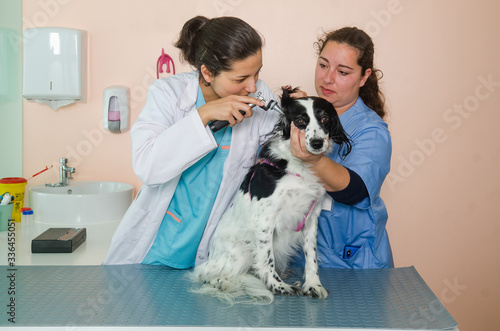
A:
[142,86,232,268]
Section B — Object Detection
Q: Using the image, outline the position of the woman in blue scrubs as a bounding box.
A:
[290,27,394,269]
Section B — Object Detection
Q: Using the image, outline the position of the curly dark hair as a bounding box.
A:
[315,27,386,119]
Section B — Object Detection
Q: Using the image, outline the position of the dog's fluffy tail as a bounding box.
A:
[189,272,274,305]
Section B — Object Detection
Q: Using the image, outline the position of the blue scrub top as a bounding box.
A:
[143,86,232,269]
[293,97,394,269]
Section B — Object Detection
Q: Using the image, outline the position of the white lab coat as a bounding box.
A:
[104,71,279,266]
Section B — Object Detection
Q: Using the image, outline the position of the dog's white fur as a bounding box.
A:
[190,98,333,304]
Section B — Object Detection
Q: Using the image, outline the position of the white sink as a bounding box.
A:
[29,181,134,224]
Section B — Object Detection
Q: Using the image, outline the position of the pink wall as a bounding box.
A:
[22,1,500,330]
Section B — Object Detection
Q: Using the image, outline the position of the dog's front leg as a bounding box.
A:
[301,202,329,299]
[253,220,303,296]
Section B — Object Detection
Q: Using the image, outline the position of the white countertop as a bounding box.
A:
[0,220,119,266]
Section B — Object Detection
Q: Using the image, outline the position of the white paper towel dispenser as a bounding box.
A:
[23,27,87,110]
[103,86,130,134]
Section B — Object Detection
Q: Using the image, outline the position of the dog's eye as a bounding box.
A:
[294,119,307,129]
[321,116,330,124]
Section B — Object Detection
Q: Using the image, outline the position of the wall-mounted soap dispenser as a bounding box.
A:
[103,86,130,134]
[23,27,87,110]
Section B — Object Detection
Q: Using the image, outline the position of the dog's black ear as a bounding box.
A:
[280,86,294,108]
[278,86,300,139]
[329,111,352,159]
[280,86,300,109]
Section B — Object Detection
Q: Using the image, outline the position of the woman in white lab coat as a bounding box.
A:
[104,16,279,268]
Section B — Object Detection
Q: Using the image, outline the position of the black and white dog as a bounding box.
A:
[190,87,351,304]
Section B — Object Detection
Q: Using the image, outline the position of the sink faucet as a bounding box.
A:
[46,158,75,187]
[60,158,75,186]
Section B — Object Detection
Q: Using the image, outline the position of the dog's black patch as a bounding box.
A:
[240,161,286,200]
[240,144,288,200]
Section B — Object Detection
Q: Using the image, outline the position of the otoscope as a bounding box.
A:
[208,92,283,132]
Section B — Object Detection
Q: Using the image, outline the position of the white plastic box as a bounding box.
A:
[23,27,87,110]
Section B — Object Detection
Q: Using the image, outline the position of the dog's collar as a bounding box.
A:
[250,159,314,232]
[259,159,300,177]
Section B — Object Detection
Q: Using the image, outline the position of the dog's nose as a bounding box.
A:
[310,139,324,150]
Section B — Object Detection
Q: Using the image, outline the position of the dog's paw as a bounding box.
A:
[209,278,233,291]
[303,283,329,299]
[271,282,304,296]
